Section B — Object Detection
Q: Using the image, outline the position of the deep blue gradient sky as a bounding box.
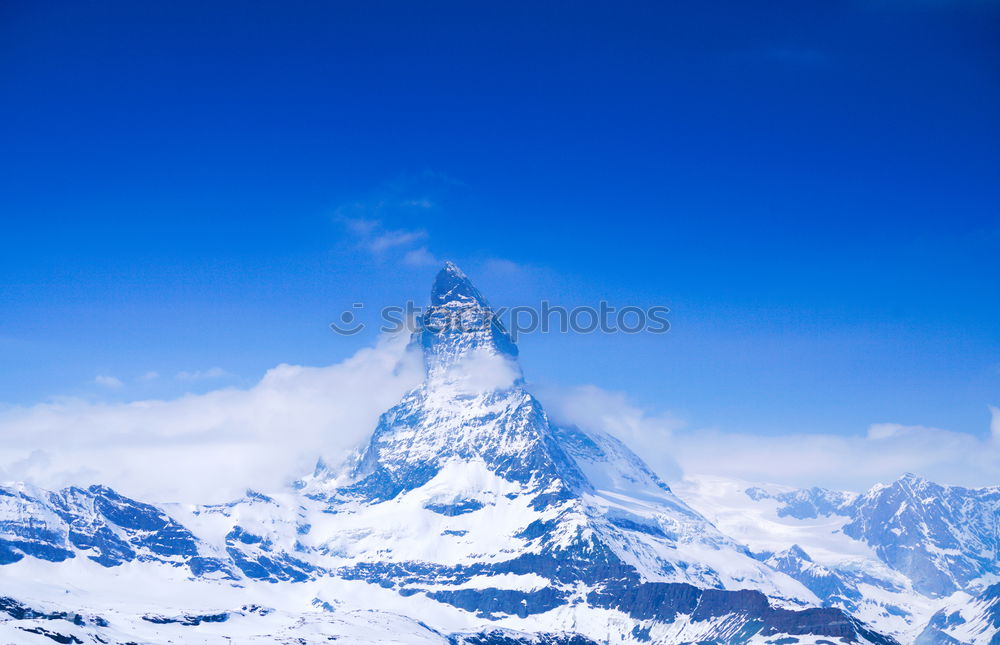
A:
[2,1,998,439]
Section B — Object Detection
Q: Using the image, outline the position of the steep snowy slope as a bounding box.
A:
[915,583,1000,645]
[0,481,229,575]
[843,474,1000,598]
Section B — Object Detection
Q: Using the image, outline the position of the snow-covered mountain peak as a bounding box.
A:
[419,263,519,379]
[894,472,930,489]
[430,261,482,306]
[294,265,572,504]
[780,544,813,562]
[843,474,1000,597]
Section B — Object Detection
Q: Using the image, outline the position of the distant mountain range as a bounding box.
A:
[1,263,996,644]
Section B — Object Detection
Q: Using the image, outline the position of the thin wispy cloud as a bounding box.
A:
[368,229,428,254]
[332,174,535,277]
[401,247,440,267]
[339,215,433,263]
[342,215,380,237]
[481,257,533,279]
[94,375,123,389]
[175,367,231,381]
[332,172,463,266]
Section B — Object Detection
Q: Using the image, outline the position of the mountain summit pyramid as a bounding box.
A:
[420,260,519,373]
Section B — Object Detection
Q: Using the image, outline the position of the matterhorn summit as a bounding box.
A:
[420,260,520,369]
[3,263,988,644]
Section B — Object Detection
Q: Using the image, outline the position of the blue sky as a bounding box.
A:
[1,0,998,447]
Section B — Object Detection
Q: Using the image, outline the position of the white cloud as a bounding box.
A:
[139,371,160,381]
[538,385,685,481]
[440,349,521,395]
[865,422,927,440]
[668,423,1000,491]
[402,247,440,267]
[338,214,436,264]
[94,375,123,388]
[175,367,231,381]
[333,176,453,266]
[341,215,379,236]
[0,333,423,504]
[481,258,527,276]
[368,229,428,254]
[540,385,1000,491]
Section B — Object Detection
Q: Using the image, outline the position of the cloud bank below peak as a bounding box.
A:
[1,332,996,503]
[666,412,1000,492]
[0,333,423,504]
[541,384,1000,492]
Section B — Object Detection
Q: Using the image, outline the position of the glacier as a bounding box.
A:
[0,262,995,644]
